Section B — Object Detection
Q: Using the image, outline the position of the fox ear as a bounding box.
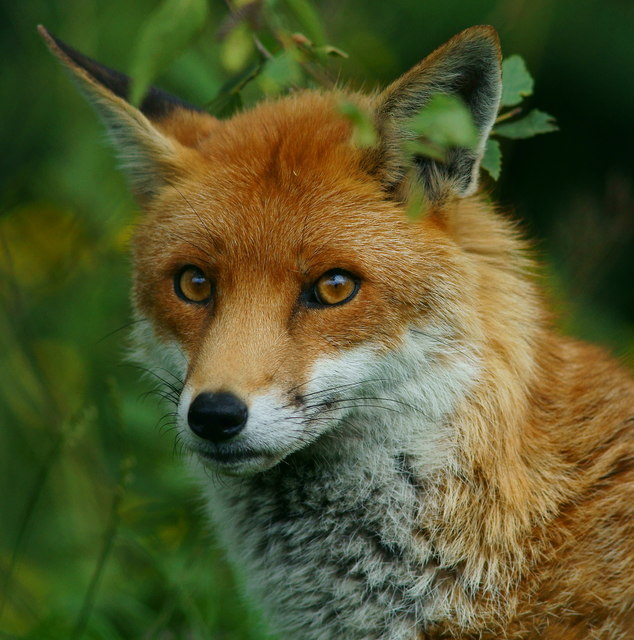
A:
[38,25,217,202]
[373,25,502,202]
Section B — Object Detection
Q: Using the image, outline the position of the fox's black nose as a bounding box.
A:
[187,392,248,442]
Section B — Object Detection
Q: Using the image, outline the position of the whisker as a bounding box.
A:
[300,380,390,400]
[131,365,183,395]
[283,378,391,408]
[168,182,217,249]
[163,230,215,270]
[140,386,181,405]
[313,395,420,410]
[154,366,184,386]
[306,402,405,416]
[96,318,144,345]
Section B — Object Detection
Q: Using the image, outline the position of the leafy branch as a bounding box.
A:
[128,0,556,182]
[214,0,348,105]
[481,54,558,180]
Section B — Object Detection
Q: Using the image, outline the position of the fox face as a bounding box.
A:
[40,26,501,476]
[133,94,481,475]
[133,93,484,475]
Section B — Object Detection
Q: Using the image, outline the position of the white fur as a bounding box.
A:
[191,326,479,639]
[133,316,481,637]
[130,317,188,380]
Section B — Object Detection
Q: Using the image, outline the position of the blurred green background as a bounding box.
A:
[1,0,633,638]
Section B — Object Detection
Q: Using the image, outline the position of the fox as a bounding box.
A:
[39,23,634,640]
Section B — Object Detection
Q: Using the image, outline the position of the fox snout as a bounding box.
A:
[187,391,248,443]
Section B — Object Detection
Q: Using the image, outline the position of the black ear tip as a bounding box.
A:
[455,25,502,58]
[38,24,205,120]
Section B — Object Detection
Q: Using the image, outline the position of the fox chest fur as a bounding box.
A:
[209,449,430,640]
[41,23,634,640]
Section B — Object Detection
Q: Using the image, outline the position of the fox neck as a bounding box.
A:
[202,427,471,637]
[197,326,566,637]
[200,392,545,637]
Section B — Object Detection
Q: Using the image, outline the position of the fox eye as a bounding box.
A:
[174,265,212,304]
[310,269,359,307]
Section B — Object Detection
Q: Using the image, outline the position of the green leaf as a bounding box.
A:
[501,55,534,107]
[338,100,377,148]
[221,22,255,72]
[494,109,558,139]
[481,138,502,180]
[210,62,262,98]
[205,62,261,117]
[258,50,302,95]
[207,92,243,118]
[405,181,428,221]
[406,94,478,160]
[282,0,327,45]
[130,0,209,106]
[403,140,445,161]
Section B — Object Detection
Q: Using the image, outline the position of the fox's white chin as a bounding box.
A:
[195,448,281,476]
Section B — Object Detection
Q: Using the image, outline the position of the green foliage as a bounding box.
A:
[481,54,557,180]
[130,0,209,105]
[481,137,502,180]
[282,0,328,45]
[500,54,534,107]
[494,108,559,139]
[339,54,556,183]
[206,62,262,117]
[338,100,378,148]
[404,94,478,160]
[0,184,274,640]
[221,21,255,73]
[207,0,346,116]
[258,49,302,95]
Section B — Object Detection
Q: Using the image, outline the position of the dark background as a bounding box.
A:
[1,0,632,638]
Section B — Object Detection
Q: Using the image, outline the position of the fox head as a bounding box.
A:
[41,26,517,476]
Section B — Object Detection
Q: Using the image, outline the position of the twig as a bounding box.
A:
[495,107,522,124]
[253,34,273,60]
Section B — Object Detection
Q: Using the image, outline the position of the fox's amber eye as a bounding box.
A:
[312,270,359,306]
[174,266,212,304]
